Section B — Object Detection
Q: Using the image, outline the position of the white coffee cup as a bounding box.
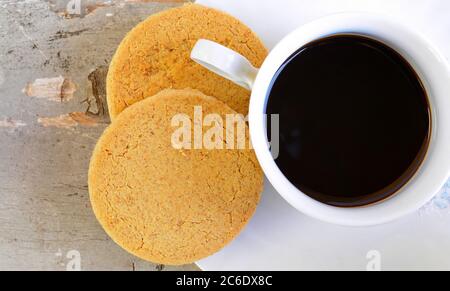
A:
[190,13,450,226]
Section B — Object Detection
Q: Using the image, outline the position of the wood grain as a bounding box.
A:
[0,0,198,271]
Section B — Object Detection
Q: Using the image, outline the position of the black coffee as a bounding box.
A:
[266,35,430,207]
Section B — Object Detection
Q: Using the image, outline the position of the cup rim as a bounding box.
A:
[249,12,450,226]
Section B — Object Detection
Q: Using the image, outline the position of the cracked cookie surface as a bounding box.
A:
[89,89,263,265]
[106,3,268,120]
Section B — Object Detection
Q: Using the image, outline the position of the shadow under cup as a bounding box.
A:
[265,34,432,208]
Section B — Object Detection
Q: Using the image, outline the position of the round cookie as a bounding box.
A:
[106,3,268,120]
[89,89,263,265]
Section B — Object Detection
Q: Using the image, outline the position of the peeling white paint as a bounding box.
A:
[23,76,76,102]
[38,112,98,129]
[0,117,27,129]
[38,114,78,129]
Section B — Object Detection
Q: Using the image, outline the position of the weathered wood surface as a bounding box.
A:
[0,0,198,271]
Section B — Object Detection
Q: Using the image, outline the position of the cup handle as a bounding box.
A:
[191,39,259,91]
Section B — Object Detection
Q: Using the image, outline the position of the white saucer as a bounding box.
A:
[196,0,450,271]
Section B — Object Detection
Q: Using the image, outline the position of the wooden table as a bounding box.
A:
[0,0,198,271]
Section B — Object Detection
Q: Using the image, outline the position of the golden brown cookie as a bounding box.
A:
[89,89,263,265]
[106,3,268,120]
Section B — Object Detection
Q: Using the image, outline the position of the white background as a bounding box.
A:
[197,0,450,271]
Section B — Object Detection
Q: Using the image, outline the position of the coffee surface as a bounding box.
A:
[266,35,430,207]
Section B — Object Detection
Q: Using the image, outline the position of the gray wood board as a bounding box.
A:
[0,0,198,271]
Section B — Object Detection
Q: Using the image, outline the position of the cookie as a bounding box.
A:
[106,3,268,120]
[89,89,263,265]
